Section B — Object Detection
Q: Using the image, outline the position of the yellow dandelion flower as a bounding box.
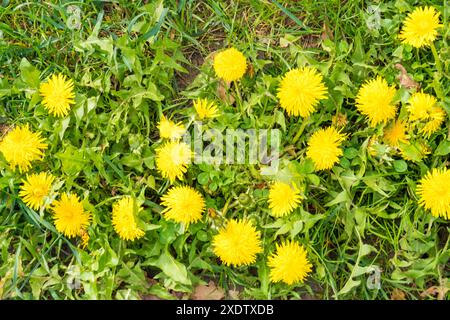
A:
[112,197,145,241]
[384,120,408,147]
[212,219,262,267]
[0,124,48,173]
[306,127,345,171]
[194,98,219,120]
[158,115,185,140]
[399,6,442,48]
[407,92,437,121]
[268,241,312,285]
[268,182,302,217]
[52,194,91,238]
[367,136,381,157]
[277,67,328,118]
[161,186,205,225]
[39,74,75,117]
[421,108,445,136]
[417,168,450,220]
[355,77,397,126]
[19,172,55,211]
[213,48,247,82]
[407,92,445,136]
[155,141,192,182]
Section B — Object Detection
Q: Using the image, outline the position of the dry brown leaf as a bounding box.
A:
[247,63,255,78]
[301,34,320,49]
[420,286,439,298]
[169,29,176,40]
[390,288,406,300]
[192,281,225,300]
[228,289,240,300]
[395,63,420,90]
[217,80,235,104]
[321,22,334,41]
[420,284,449,300]
[254,182,267,189]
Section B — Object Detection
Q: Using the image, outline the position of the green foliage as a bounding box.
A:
[0,0,449,300]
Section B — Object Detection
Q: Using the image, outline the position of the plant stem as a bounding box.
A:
[430,42,444,99]
[430,42,443,74]
[292,117,310,144]
[233,80,244,115]
[221,197,232,218]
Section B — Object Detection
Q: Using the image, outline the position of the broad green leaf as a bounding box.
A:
[19,58,40,89]
[55,145,87,175]
[197,172,209,185]
[393,160,408,173]
[325,191,350,207]
[435,140,450,156]
[155,251,191,286]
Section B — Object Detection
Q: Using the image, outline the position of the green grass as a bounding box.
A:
[0,0,449,300]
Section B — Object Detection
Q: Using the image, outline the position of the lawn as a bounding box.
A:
[0,0,449,300]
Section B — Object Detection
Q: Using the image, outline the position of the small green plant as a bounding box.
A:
[0,0,448,300]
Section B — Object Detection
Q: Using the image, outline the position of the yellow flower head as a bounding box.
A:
[155,141,192,182]
[367,135,381,157]
[268,241,312,285]
[161,186,205,225]
[79,229,90,249]
[399,6,442,48]
[268,182,302,217]
[277,67,328,118]
[52,194,91,238]
[213,48,247,82]
[19,172,55,211]
[407,92,437,121]
[417,168,450,220]
[421,108,445,136]
[355,77,397,126]
[158,115,185,140]
[306,127,345,171]
[212,219,262,267]
[194,98,219,120]
[407,92,445,136]
[367,135,380,157]
[384,120,408,147]
[39,74,75,117]
[112,197,145,241]
[0,124,48,173]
